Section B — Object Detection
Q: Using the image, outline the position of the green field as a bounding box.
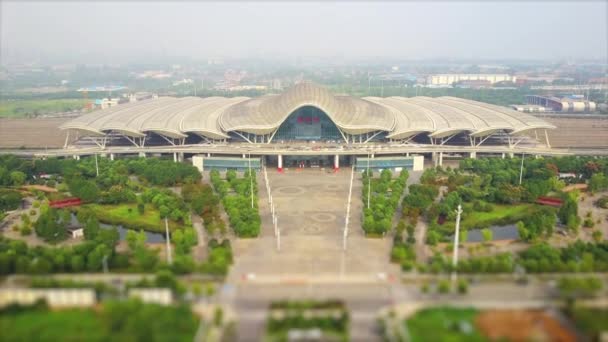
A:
[84,203,185,233]
[0,99,86,118]
[0,302,199,342]
[406,307,486,342]
[0,308,104,341]
[462,203,536,230]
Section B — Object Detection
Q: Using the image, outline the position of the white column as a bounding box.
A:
[278,154,283,172]
[110,153,115,161]
[173,153,178,162]
[334,155,339,171]
[438,152,443,166]
[138,152,146,158]
[469,151,476,159]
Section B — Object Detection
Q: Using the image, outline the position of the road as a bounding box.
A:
[3,142,608,159]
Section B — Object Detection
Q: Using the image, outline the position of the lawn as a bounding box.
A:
[0,302,199,342]
[406,307,487,342]
[0,99,86,118]
[462,203,536,230]
[84,203,185,233]
[0,308,105,341]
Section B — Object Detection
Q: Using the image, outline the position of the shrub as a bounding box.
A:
[29,209,36,216]
[438,280,450,294]
[457,279,468,294]
[20,226,32,236]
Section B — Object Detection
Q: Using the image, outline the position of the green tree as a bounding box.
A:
[9,171,26,186]
[481,228,493,243]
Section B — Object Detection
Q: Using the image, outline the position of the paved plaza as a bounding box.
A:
[228,167,398,282]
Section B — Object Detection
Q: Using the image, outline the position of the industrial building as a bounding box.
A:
[525,95,597,113]
[426,74,516,86]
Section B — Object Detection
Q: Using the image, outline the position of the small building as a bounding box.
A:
[0,288,96,308]
[66,226,84,239]
[128,288,173,306]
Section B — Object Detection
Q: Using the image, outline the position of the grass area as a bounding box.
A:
[0,308,105,341]
[406,307,486,342]
[0,99,86,118]
[569,307,608,339]
[84,203,184,233]
[0,302,199,342]
[462,203,536,230]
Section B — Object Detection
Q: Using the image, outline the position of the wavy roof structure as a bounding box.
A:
[61,82,555,141]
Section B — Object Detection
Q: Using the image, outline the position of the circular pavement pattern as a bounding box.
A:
[311,213,336,223]
[324,184,342,191]
[275,186,306,196]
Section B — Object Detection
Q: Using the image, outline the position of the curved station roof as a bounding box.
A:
[61,82,555,142]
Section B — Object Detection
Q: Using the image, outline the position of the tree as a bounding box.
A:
[589,173,608,193]
[126,230,146,252]
[481,228,493,243]
[9,171,26,186]
[559,193,579,225]
[83,217,100,240]
[86,244,111,271]
[457,279,468,294]
[68,179,99,202]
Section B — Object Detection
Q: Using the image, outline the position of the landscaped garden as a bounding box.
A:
[210,169,261,237]
[0,154,235,277]
[361,169,408,236]
[394,156,608,274]
[0,299,199,341]
[265,300,349,342]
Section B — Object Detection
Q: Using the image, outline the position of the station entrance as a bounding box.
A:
[264,155,352,171]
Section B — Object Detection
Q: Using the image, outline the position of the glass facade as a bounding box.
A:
[273,106,343,141]
[201,157,261,171]
[355,157,415,172]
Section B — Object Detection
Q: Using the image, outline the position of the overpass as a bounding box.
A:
[1,143,607,168]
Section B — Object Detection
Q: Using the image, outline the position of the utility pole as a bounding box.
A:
[367,152,371,209]
[344,165,355,251]
[249,153,254,208]
[451,204,463,284]
[519,153,525,185]
[102,254,108,274]
[165,217,172,265]
[95,153,99,177]
[275,215,280,251]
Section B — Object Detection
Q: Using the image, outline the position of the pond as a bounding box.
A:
[69,214,166,243]
[465,224,520,243]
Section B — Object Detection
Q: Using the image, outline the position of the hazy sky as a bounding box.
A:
[1,1,607,64]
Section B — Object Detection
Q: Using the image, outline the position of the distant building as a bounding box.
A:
[94,98,120,109]
[526,95,596,112]
[455,79,492,89]
[427,74,516,86]
[510,104,547,113]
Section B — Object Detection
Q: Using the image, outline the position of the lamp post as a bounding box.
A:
[367,152,371,209]
[451,204,463,284]
[165,217,172,265]
[95,153,99,177]
[249,153,254,209]
[519,153,525,185]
